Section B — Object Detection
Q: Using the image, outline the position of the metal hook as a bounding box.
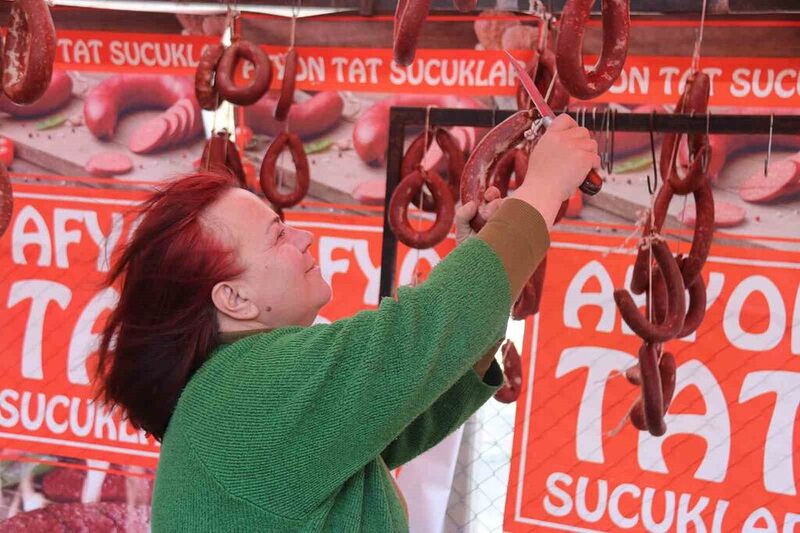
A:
[765,114,774,176]
[647,111,659,195]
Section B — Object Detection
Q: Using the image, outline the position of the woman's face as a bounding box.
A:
[206,188,332,328]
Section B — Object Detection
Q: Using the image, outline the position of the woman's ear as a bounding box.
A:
[211,282,260,321]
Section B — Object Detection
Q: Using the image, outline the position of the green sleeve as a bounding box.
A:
[182,239,513,518]
[381,360,503,470]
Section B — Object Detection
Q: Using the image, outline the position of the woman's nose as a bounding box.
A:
[288,227,314,251]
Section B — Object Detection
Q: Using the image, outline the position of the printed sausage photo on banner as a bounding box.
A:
[1,0,800,532]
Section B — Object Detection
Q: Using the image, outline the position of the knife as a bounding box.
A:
[504,50,604,196]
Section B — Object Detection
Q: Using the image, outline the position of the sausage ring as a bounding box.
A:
[401,128,463,211]
[517,49,571,112]
[2,0,57,105]
[274,48,298,122]
[615,239,686,343]
[259,132,310,208]
[202,131,246,188]
[661,72,711,195]
[215,41,273,106]
[195,44,225,111]
[388,169,454,249]
[555,0,631,100]
[460,110,534,231]
[393,0,432,66]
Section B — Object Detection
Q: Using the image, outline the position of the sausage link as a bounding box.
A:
[195,44,224,111]
[259,132,310,208]
[388,169,455,249]
[681,181,714,287]
[631,183,674,294]
[625,364,641,386]
[2,0,57,104]
[676,256,707,338]
[662,72,711,195]
[512,256,547,320]
[517,49,571,112]
[0,162,13,239]
[646,266,668,325]
[512,148,529,188]
[615,240,686,343]
[215,41,273,106]
[393,0,432,66]
[555,0,630,100]
[638,343,665,436]
[201,131,246,188]
[490,149,516,198]
[274,48,297,122]
[435,128,465,200]
[460,110,533,231]
[494,340,523,403]
[401,128,461,211]
[630,351,675,434]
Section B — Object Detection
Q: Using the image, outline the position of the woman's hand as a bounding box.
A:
[455,186,505,245]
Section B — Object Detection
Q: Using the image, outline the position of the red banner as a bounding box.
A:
[504,229,800,532]
[0,178,454,468]
[44,28,800,105]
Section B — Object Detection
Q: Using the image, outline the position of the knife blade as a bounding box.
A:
[504,49,604,195]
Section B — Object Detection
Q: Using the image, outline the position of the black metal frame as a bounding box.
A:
[379,108,800,298]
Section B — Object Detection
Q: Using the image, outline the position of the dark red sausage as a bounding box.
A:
[517,49,570,112]
[638,343,665,436]
[388,169,454,248]
[680,181,714,287]
[2,0,57,104]
[435,127,465,200]
[259,132,310,208]
[195,44,224,111]
[202,131,246,188]
[0,162,13,239]
[491,149,517,198]
[631,351,675,434]
[274,48,297,122]
[512,256,547,320]
[494,340,523,403]
[662,72,710,195]
[625,364,641,386]
[647,266,668,325]
[388,169,454,249]
[400,128,462,211]
[512,148,529,189]
[615,240,686,343]
[676,256,707,338]
[393,0,432,66]
[460,110,533,231]
[555,0,630,100]
[631,183,673,295]
[216,41,273,106]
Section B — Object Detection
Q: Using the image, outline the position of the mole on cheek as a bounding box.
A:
[265,306,272,312]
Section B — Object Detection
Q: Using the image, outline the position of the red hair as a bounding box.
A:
[95,172,243,441]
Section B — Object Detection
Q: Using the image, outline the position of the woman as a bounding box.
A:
[95,114,598,531]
